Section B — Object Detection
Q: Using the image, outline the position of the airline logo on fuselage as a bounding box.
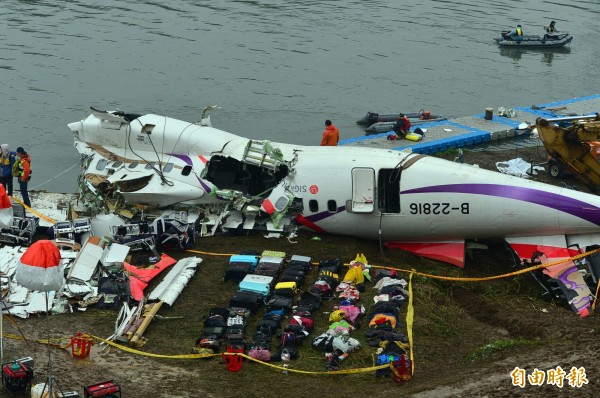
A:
[280,181,318,194]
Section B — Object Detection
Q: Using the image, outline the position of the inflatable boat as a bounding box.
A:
[494,32,573,48]
[364,116,447,135]
[356,110,445,126]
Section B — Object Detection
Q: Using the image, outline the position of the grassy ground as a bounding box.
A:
[4,145,600,397]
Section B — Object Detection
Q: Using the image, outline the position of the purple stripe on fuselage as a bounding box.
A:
[403,184,600,226]
[305,206,347,223]
[169,153,212,193]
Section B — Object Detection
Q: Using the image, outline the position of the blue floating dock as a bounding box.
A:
[341,94,600,154]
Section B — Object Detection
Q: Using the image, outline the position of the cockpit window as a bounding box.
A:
[96,159,107,171]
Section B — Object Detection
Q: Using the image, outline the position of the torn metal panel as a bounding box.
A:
[100,243,130,268]
[27,291,56,314]
[68,238,104,282]
[148,257,202,306]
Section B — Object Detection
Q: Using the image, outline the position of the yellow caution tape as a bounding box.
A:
[407,272,415,375]
[369,248,600,282]
[9,196,57,224]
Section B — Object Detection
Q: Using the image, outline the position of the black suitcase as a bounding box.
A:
[280,269,306,287]
[223,262,253,282]
[229,290,263,313]
[256,319,279,335]
[266,294,293,312]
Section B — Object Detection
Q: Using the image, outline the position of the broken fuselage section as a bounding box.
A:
[69,108,302,235]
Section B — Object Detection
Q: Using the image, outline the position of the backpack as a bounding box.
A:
[280,331,296,348]
[298,291,322,310]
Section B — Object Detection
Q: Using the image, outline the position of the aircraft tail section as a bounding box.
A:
[506,235,599,317]
[384,241,466,268]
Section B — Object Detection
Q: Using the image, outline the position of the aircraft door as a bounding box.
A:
[351,168,375,213]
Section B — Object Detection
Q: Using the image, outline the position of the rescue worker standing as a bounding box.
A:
[0,144,16,196]
[320,120,340,146]
[13,147,31,208]
[393,113,411,138]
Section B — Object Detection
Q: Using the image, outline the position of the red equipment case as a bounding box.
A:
[83,380,121,397]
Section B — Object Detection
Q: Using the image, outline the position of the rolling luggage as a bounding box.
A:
[266,294,293,312]
[255,256,285,278]
[290,255,312,272]
[274,281,298,298]
[229,290,263,313]
[280,269,306,287]
[239,274,274,298]
[223,255,260,282]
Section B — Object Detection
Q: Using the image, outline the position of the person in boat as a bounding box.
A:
[320,119,340,146]
[393,113,411,138]
[543,20,560,41]
[506,24,524,41]
[13,146,31,208]
[0,144,16,197]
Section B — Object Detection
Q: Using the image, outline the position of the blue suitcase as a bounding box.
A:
[229,255,259,269]
[239,275,274,298]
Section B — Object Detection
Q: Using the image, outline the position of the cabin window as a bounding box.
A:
[96,159,107,171]
[182,165,192,176]
[128,162,139,169]
[163,163,174,173]
[145,162,156,170]
[327,200,337,213]
[112,161,123,168]
[309,200,319,212]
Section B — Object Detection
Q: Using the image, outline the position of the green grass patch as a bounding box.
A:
[467,338,539,360]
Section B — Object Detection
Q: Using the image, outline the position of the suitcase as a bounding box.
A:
[238,274,274,298]
[258,256,285,269]
[280,269,306,287]
[229,290,263,313]
[290,255,312,272]
[274,281,298,298]
[255,256,285,277]
[223,262,253,282]
[266,294,293,312]
[261,250,286,258]
[230,255,260,268]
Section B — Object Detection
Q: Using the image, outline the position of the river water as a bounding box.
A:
[1,0,599,193]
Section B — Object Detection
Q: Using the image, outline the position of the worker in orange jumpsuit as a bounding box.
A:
[320,120,340,146]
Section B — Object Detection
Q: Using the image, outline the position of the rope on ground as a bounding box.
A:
[29,160,81,190]
[9,195,57,224]
[407,272,415,375]
[238,352,390,374]
[186,249,236,257]
[369,248,600,282]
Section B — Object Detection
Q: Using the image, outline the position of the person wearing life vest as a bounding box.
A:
[320,120,340,146]
[543,20,559,41]
[393,113,411,138]
[0,144,16,196]
[507,24,524,42]
[13,146,31,208]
